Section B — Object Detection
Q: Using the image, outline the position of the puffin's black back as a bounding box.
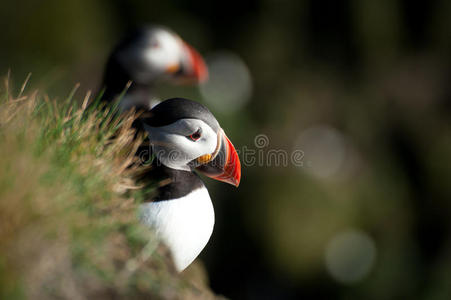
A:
[102,27,158,101]
[102,56,131,101]
[137,98,220,193]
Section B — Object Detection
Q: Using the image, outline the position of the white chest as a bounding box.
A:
[139,187,215,271]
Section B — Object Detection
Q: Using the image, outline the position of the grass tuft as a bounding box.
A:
[0,77,220,299]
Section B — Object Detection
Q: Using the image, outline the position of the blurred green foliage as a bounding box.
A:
[2,0,451,299]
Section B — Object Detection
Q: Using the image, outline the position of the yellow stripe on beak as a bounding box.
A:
[197,154,212,165]
[166,63,180,74]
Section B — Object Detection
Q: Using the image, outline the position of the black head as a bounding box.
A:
[140,98,240,186]
[102,26,208,102]
[141,98,220,133]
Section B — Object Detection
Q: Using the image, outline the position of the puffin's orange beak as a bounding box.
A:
[196,130,241,187]
[182,42,208,83]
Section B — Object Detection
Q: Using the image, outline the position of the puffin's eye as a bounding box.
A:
[188,128,202,141]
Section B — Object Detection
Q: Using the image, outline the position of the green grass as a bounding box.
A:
[0,77,220,299]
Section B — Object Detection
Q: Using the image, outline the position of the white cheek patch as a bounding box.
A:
[143,119,218,170]
[143,31,183,72]
[172,119,217,155]
[197,125,217,154]
[117,29,184,83]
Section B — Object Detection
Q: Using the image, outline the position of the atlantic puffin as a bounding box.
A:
[102,26,208,111]
[138,98,241,272]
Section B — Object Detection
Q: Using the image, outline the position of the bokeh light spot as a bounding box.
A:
[200,51,252,113]
[293,125,347,179]
[325,229,377,284]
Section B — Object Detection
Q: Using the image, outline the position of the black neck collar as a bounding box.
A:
[142,159,205,202]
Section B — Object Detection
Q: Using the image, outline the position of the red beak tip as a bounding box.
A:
[197,131,241,188]
[199,70,209,83]
[185,43,208,83]
[226,174,240,187]
[225,136,241,188]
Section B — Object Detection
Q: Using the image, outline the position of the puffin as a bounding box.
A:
[138,98,241,272]
[102,26,208,111]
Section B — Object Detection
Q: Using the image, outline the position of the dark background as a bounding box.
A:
[2,1,451,299]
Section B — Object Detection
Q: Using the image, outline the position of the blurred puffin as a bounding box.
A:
[102,26,208,111]
[139,98,241,272]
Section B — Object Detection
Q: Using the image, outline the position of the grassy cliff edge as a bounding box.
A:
[0,79,221,299]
